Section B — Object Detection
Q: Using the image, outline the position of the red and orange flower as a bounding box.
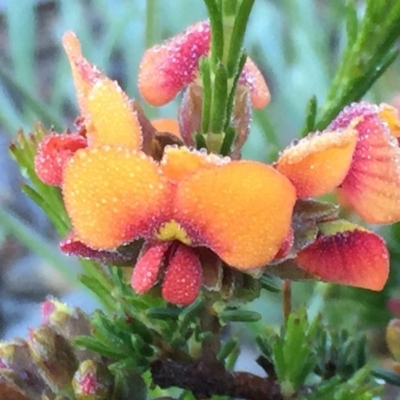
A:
[33,23,400,306]
[35,31,295,306]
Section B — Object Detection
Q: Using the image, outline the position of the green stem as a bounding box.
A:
[204,0,224,67]
[282,280,292,323]
[221,0,237,63]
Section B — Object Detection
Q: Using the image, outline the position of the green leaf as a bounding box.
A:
[210,64,228,133]
[146,307,181,320]
[219,309,261,323]
[79,274,115,312]
[345,0,358,47]
[260,309,318,396]
[219,126,236,156]
[260,274,281,293]
[74,336,119,359]
[217,338,238,362]
[200,58,212,134]
[195,132,207,149]
[300,95,318,136]
[178,295,205,333]
[226,0,255,76]
[224,51,247,133]
[373,367,400,386]
[308,0,400,132]
[203,0,224,66]
[21,185,69,236]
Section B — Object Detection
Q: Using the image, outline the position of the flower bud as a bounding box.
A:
[41,298,98,362]
[387,319,400,362]
[0,374,31,400]
[72,360,113,399]
[0,338,47,394]
[29,325,78,393]
[42,298,91,338]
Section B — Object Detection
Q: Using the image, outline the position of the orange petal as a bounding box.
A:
[331,102,400,224]
[131,242,169,294]
[138,21,210,106]
[276,129,357,198]
[151,118,181,138]
[62,31,102,113]
[160,146,223,181]
[296,221,389,291]
[63,146,170,249]
[175,161,296,269]
[240,58,270,109]
[85,79,142,149]
[162,244,202,306]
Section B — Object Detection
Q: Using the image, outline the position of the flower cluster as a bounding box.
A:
[0,299,113,399]
[34,22,400,306]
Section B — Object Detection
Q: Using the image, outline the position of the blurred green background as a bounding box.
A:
[0,0,400,346]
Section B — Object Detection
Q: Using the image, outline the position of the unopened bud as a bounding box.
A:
[0,339,47,394]
[0,374,30,400]
[41,298,97,362]
[72,360,113,399]
[29,325,78,393]
[387,319,400,362]
[1,367,52,399]
[42,298,91,337]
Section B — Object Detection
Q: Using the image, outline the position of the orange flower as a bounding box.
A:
[276,101,400,224]
[34,31,296,306]
[138,20,270,109]
[34,30,393,300]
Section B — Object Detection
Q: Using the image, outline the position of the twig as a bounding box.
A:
[150,357,282,400]
[282,279,292,323]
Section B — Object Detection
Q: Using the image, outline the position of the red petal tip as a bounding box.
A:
[34,134,87,186]
[162,245,202,306]
[131,243,169,294]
